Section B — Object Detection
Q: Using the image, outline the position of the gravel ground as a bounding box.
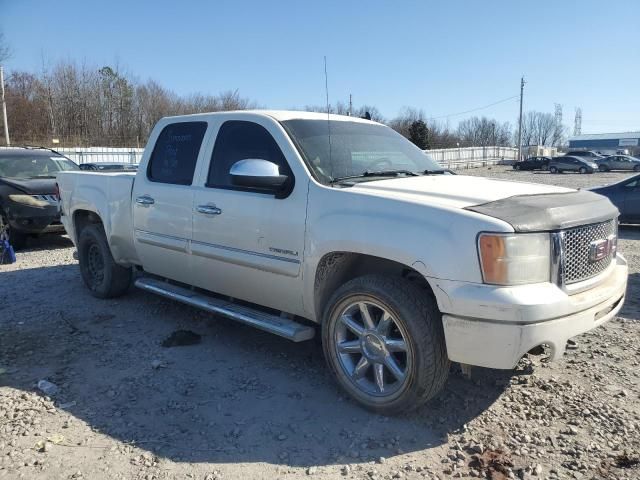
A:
[1,167,639,480]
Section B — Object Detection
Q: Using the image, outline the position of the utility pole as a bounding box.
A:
[517,76,525,162]
[348,93,353,117]
[0,66,9,146]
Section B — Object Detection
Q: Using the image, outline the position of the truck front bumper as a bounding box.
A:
[433,254,628,369]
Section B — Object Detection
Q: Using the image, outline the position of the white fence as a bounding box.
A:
[49,145,516,170]
[426,146,518,170]
[55,147,144,164]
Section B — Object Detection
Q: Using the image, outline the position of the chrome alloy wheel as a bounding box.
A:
[334,300,410,397]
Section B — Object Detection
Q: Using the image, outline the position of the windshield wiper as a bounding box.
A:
[331,169,420,183]
[422,169,450,175]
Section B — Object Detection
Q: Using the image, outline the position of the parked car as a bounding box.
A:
[0,146,79,249]
[595,155,640,172]
[79,162,138,172]
[564,150,605,159]
[590,173,640,223]
[57,111,628,414]
[512,156,550,171]
[549,155,598,174]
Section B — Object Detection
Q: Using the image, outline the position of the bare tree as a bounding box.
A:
[457,116,512,147]
[518,111,560,147]
[0,32,11,63]
[3,59,259,146]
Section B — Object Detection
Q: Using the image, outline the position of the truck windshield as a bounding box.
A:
[0,154,80,179]
[281,119,442,184]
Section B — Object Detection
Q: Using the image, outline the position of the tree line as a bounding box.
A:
[0,58,565,149]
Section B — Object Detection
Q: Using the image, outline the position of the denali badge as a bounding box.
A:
[589,235,617,263]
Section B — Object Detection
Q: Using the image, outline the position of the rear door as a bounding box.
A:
[189,117,309,315]
[132,121,208,283]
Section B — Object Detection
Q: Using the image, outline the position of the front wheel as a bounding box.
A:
[579,167,587,174]
[634,165,640,172]
[549,166,558,174]
[322,275,449,415]
[78,224,132,298]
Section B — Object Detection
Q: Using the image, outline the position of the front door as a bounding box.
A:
[132,121,208,283]
[624,179,640,222]
[190,119,308,316]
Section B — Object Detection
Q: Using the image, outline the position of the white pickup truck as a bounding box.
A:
[57,111,628,414]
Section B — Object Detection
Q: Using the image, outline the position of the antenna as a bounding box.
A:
[324,56,333,180]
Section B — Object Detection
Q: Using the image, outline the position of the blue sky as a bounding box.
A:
[2,0,639,133]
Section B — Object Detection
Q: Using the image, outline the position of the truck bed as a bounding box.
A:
[57,171,140,265]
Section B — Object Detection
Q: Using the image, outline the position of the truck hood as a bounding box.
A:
[350,174,571,209]
[0,177,57,195]
[350,174,618,232]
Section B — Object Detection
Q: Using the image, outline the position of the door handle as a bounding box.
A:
[196,205,222,215]
[135,195,155,206]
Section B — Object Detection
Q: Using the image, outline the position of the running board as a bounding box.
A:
[134,277,315,342]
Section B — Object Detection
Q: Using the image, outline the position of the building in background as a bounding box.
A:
[567,132,640,156]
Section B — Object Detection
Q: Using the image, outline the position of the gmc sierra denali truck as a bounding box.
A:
[57,111,628,414]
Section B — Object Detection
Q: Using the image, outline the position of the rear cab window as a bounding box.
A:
[147,122,208,185]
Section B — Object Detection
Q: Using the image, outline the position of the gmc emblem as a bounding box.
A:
[589,235,617,262]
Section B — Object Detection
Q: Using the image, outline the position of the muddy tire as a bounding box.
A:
[78,224,131,298]
[322,275,449,415]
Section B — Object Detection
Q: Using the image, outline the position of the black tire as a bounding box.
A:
[322,275,449,415]
[579,167,587,174]
[513,164,520,170]
[0,211,27,250]
[599,165,609,172]
[549,166,558,174]
[78,224,131,298]
[634,165,640,172]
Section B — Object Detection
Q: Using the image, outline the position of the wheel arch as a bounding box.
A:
[312,251,437,323]
[73,208,105,242]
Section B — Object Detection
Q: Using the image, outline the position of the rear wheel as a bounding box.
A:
[78,224,131,298]
[322,275,449,415]
[0,211,27,250]
[549,166,558,174]
[513,164,520,170]
[599,165,609,172]
[634,165,640,172]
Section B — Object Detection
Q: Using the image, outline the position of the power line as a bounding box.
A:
[429,94,520,120]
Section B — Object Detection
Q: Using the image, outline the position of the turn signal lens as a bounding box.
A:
[478,233,551,285]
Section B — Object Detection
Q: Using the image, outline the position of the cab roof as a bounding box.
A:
[160,109,383,125]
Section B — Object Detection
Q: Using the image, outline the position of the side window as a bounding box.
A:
[207,120,292,190]
[147,122,207,185]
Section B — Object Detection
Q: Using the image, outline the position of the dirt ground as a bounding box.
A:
[1,167,639,480]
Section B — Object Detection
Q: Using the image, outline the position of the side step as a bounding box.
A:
[134,277,315,342]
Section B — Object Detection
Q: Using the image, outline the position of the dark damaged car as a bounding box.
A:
[0,147,79,249]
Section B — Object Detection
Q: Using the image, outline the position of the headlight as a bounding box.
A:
[478,233,551,285]
[8,194,50,207]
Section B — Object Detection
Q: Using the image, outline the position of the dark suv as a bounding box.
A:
[549,155,598,174]
[512,156,550,171]
[0,147,79,249]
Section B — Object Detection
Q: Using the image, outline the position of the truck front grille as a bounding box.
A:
[561,219,616,284]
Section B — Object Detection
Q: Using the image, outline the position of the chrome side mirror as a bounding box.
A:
[229,159,289,191]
